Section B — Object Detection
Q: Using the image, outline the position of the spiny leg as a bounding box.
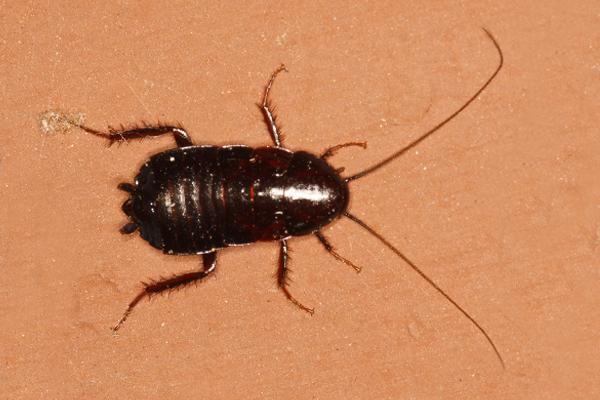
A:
[112,251,217,332]
[75,122,193,147]
[260,64,287,147]
[321,142,367,160]
[314,231,362,273]
[277,240,314,314]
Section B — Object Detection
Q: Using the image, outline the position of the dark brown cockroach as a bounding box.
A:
[71,29,504,368]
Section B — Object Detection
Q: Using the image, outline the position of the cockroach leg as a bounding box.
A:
[75,122,193,147]
[112,251,217,332]
[260,64,287,147]
[321,142,367,160]
[314,231,362,273]
[277,239,314,314]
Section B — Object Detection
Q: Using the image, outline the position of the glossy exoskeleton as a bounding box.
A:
[123,146,349,254]
[74,29,505,368]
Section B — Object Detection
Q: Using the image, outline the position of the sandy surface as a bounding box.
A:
[1,2,599,399]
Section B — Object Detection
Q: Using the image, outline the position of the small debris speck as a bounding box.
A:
[407,321,421,339]
[38,110,85,135]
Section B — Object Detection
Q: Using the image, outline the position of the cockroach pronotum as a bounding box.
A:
[66,28,504,368]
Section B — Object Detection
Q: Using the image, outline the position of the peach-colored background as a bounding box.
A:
[2,1,599,399]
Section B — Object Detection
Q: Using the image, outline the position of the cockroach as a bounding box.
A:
[69,29,504,367]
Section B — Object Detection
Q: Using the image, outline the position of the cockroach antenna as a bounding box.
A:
[341,28,505,369]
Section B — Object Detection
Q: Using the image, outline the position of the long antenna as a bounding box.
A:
[343,211,505,369]
[345,28,503,183]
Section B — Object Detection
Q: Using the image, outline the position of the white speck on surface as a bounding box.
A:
[38,110,85,134]
[407,321,421,339]
[169,156,175,162]
[275,32,287,46]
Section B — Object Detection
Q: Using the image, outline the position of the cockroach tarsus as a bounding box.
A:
[69,28,504,368]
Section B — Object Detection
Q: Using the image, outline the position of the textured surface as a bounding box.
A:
[1,1,599,399]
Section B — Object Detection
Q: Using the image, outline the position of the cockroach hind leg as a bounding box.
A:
[111,252,218,333]
[111,291,145,334]
[74,122,193,147]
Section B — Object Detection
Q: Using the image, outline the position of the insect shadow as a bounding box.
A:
[68,28,504,368]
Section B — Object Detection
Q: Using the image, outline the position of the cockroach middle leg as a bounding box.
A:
[112,251,218,332]
[260,64,287,147]
[277,240,314,314]
[76,122,193,147]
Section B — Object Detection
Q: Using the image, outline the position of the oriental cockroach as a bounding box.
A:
[67,28,504,368]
